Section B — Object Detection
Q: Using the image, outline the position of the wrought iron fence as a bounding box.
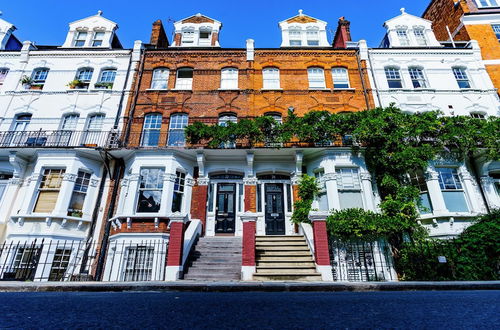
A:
[329,239,396,282]
[0,239,168,282]
[0,130,120,149]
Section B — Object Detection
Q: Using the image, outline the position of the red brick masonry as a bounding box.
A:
[242,220,256,266]
[312,220,331,266]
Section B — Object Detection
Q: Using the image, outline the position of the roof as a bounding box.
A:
[177,13,221,25]
[279,10,327,25]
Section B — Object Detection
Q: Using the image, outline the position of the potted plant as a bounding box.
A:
[69,210,83,218]
[67,79,85,89]
[20,75,33,89]
[94,82,113,89]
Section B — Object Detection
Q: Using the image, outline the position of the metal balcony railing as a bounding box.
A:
[0,130,121,149]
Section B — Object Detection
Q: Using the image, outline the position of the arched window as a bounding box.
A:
[75,67,94,89]
[167,113,189,147]
[218,113,237,127]
[307,67,326,89]
[470,112,486,119]
[385,67,403,88]
[175,68,193,90]
[264,112,282,124]
[453,67,471,89]
[220,68,238,89]
[262,67,280,89]
[0,68,9,86]
[151,68,169,89]
[12,114,32,132]
[141,113,162,147]
[56,114,80,146]
[408,67,428,88]
[31,68,50,86]
[61,114,79,131]
[98,68,117,85]
[331,67,350,89]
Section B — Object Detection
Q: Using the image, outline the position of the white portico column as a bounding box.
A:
[458,167,485,213]
[480,176,500,209]
[425,168,447,215]
[360,172,376,211]
[322,159,340,211]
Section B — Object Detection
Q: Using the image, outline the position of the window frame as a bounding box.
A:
[413,28,427,46]
[141,113,163,147]
[98,68,117,84]
[0,68,9,85]
[262,67,281,90]
[31,68,50,85]
[492,24,500,42]
[336,168,364,210]
[289,27,302,46]
[171,171,186,213]
[476,0,500,8]
[307,67,326,89]
[436,167,470,213]
[167,113,189,147]
[136,168,165,214]
[331,67,351,89]
[385,67,403,89]
[150,68,169,90]
[73,31,88,47]
[67,170,91,217]
[453,67,472,89]
[408,67,428,89]
[220,67,239,90]
[175,68,193,90]
[92,31,105,47]
[33,168,65,214]
[306,28,320,46]
[396,29,410,46]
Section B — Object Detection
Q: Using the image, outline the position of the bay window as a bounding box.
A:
[409,170,433,214]
[33,169,65,214]
[136,168,164,213]
[67,171,91,217]
[171,171,186,213]
[437,168,469,212]
[336,168,363,209]
[314,169,329,211]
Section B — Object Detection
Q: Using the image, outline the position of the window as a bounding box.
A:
[409,170,433,214]
[397,29,410,46]
[289,27,302,46]
[58,114,79,145]
[150,68,169,89]
[33,169,65,213]
[171,171,186,213]
[167,114,188,147]
[0,68,9,85]
[98,69,116,83]
[476,0,499,8]
[437,168,469,213]
[262,67,280,89]
[264,112,282,124]
[49,249,72,281]
[123,246,154,281]
[470,112,486,119]
[137,168,164,213]
[13,247,42,280]
[413,29,427,46]
[336,168,363,209]
[73,31,87,47]
[308,67,326,89]
[0,173,13,203]
[141,113,162,147]
[331,68,350,89]
[314,170,329,211]
[61,114,79,130]
[408,67,428,88]
[83,114,105,145]
[31,68,49,85]
[199,30,211,45]
[385,67,403,88]
[493,25,500,42]
[218,114,237,148]
[175,68,193,90]
[182,30,195,45]
[76,68,93,82]
[92,31,105,47]
[306,28,319,46]
[13,114,31,132]
[67,171,91,217]
[453,67,471,89]
[220,68,238,89]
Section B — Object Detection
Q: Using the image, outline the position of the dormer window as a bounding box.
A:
[413,28,427,46]
[92,32,105,47]
[73,31,87,47]
[396,29,410,46]
[199,30,211,46]
[306,28,319,46]
[182,30,195,45]
[289,27,302,46]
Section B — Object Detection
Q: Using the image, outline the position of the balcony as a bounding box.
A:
[0,130,121,149]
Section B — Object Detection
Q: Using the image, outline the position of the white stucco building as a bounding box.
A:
[358,9,500,237]
[0,12,141,281]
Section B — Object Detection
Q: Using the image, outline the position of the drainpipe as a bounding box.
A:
[355,48,371,110]
[94,157,125,281]
[365,43,383,107]
[124,46,146,144]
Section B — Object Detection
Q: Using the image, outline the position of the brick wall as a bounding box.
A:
[242,220,256,266]
[244,185,256,212]
[190,184,208,231]
[312,220,330,266]
[423,0,470,41]
[110,219,170,235]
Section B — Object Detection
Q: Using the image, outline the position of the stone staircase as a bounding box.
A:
[183,237,242,281]
[253,235,322,281]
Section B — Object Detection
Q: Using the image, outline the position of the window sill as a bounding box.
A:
[332,88,355,91]
[308,88,330,91]
[171,88,193,92]
[261,88,283,91]
[146,88,169,91]
[218,88,240,91]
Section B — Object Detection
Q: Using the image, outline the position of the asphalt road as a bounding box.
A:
[0,290,499,329]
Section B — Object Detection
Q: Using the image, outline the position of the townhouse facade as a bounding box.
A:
[0,8,497,283]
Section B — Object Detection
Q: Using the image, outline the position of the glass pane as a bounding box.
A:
[418,192,433,214]
[443,191,469,212]
[137,190,162,212]
[339,191,363,210]
[208,183,214,212]
[317,193,329,211]
[171,192,183,212]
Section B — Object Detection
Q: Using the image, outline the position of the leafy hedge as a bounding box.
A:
[395,210,500,281]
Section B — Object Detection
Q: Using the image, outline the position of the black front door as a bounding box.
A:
[265,183,285,235]
[215,183,236,234]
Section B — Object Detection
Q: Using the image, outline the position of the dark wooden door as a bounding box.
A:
[215,183,236,234]
[265,183,285,235]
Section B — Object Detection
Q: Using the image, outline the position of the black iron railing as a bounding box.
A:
[329,239,396,282]
[0,239,168,282]
[0,130,121,149]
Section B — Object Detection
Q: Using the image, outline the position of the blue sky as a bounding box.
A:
[2,0,430,48]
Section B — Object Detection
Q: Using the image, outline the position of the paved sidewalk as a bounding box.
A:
[0,280,499,292]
